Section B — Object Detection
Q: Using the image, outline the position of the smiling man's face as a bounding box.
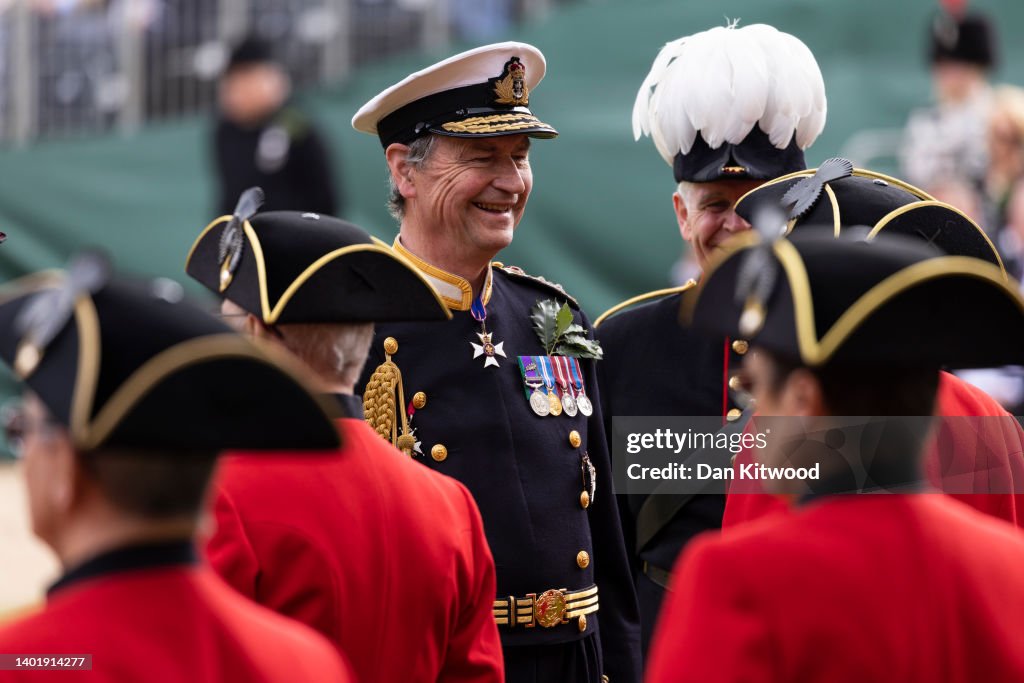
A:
[403,134,533,260]
[674,179,763,268]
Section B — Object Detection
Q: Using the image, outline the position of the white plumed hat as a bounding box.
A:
[633,23,826,182]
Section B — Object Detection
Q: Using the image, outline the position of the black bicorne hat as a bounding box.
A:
[0,252,341,452]
[685,232,1024,369]
[186,191,451,324]
[733,160,1006,277]
[929,11,997,69]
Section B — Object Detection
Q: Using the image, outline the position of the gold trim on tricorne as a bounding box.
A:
[184,215,232,268]
[81,334,338,450]
[265,244,451,323]
[867,200,1007,280]
[734,167,937,220]
[69,295,101,445]
[773,245,1020,366]
[594,281,697,328]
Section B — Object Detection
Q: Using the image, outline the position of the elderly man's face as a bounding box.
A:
[18,393,74,548]
[406,134,532,258]
[674,179,762,268]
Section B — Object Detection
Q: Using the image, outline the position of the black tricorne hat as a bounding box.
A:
[186,192,451,324]
[685,232,1024,369]
[0,253,341,452]
[733,161,1005,276]
[929,11,997,69]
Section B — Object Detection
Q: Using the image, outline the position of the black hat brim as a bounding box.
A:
[686,233,1024,369]
[186,216,452,324]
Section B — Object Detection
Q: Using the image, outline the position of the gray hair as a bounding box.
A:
[278,322,375,387]
[387,134,437,221]
[675,180,698,212]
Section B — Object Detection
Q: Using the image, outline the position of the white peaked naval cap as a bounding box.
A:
[353,41,558,147]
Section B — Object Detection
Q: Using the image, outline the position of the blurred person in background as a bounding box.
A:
[213,37,340,216]
[985,85,1024,235]
[900,4,997,199]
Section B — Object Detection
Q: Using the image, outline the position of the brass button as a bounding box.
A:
[412,392,427,409]
[569,430,582,448]
[580,490,590,509]
[728,375,743,391]
[383,337,399,355]
[576,550,590,569]
[726,408,742,422]
[731,339,749,355]
[431,444,448,462]
[578,614,587,632]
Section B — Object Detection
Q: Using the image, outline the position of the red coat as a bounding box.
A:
[0,556,350,682]
[646,495,1024,682]
[205,417,503,683]
[723,372,1024,529]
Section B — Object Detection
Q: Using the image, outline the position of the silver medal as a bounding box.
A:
[561,391,578,417]
[529,388,551,417]
[576,393,593,417]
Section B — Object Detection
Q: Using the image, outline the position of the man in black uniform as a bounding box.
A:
[213,37,340,216]
[352,42,640,683]
[594,23,827,655]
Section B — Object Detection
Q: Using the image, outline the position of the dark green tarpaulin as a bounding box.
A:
[0,0,1020,452]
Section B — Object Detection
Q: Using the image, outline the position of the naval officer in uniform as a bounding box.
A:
[594,23,827,653]
[352,42,641,683]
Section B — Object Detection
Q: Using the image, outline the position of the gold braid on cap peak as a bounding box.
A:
[363,337,416,456]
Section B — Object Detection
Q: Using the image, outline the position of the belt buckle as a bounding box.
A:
[533,589,567,628]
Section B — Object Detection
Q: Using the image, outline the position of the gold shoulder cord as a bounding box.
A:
[363,337,416,456]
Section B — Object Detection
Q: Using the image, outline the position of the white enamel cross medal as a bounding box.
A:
[470,295,505,368]
[471,328,506,368]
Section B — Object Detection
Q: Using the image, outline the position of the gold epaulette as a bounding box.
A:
[363,336,417,456]
[492,262,579,308]
[594,280,697,328]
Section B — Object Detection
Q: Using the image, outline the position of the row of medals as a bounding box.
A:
[527,381,593,418]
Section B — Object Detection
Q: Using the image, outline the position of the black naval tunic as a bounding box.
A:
[213,105,340,217]
[595,284,745,656]
[358,259,641,683]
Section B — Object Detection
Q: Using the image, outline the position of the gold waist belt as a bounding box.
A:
[493,585,599,628]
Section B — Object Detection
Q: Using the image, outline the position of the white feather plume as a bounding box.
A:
[632,23,827,168]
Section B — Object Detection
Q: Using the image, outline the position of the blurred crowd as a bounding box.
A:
[0,0,561,142]
[899,7,1024,411]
